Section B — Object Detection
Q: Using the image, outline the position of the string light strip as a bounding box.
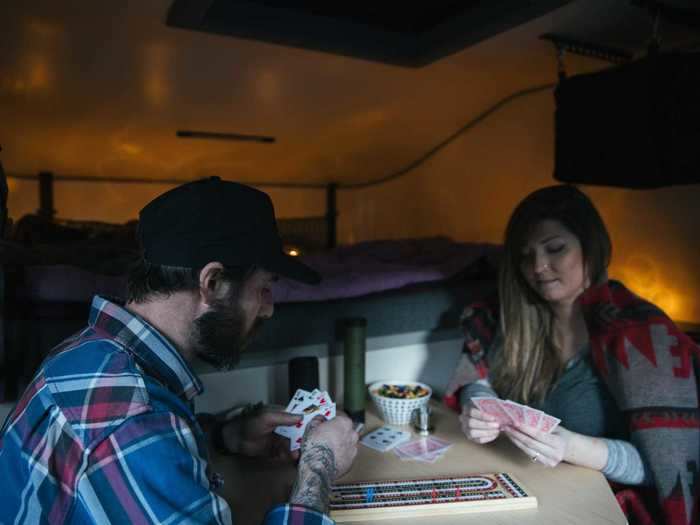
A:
[540,33,634,64]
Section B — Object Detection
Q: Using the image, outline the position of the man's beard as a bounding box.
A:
[190,296,263,371]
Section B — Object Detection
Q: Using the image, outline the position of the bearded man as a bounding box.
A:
[0,177,358,524]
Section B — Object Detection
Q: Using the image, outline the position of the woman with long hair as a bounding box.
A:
[445,184,698,525]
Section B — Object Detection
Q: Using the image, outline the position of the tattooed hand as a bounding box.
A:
[289,412,358,514]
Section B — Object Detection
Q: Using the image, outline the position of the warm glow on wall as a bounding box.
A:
[255,70,282,105]
[16,18,63,93]
[2,3,699,324]
[616,253,685,321]
[116,143,144,156]
[6,178,18,194]
[144,43,172,107]
[27,19,62,38]
[28,58,50,89]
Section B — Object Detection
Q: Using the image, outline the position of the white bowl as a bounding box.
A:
[368,380,432,425]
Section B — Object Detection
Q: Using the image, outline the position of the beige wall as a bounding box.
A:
[3,1,699,323]
[335,94,700,323]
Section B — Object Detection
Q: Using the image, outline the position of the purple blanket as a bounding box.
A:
[20,266,126,303]
[272,237,500,303]
[21,237,500,305]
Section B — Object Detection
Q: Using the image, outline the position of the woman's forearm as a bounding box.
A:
[563,431,652,485]
[563,429,609,471]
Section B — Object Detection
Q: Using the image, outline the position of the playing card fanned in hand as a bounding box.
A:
[275,389,337,451]
[538,413,560,433]
[471,397,513,426]
[502,401,525,425]
[523,405,543,428]
[470,396,560,434]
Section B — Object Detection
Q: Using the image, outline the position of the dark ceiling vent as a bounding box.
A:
[166,0,573,67]
[554,51,700,189]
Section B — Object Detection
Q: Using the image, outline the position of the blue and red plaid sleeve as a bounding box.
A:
[0,296,338,524]
[263,504,335,525]
[75,410,232,524]
[77,411,336,524]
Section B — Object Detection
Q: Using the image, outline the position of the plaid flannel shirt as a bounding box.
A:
[0,296,334,525]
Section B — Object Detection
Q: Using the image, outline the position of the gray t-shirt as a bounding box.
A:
[532,347,627,439]
[459,342,652,485]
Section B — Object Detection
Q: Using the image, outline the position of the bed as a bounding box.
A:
[0,224,500,402]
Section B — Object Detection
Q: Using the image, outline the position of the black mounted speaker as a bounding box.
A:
[554,51,700,189]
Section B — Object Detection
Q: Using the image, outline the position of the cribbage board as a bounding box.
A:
[329,473,537,522]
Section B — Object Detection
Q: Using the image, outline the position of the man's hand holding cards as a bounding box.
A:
[275,389,337,451]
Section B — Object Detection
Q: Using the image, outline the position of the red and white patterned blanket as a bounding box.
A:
[444,280,699,525]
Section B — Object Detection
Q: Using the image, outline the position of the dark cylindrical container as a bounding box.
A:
[343,317,367,424]
[288,356,319,398]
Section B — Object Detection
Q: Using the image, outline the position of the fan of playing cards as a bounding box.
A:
[471,397,561,433]
[274,389,336,451]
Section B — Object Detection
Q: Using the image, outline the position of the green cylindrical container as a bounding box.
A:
[343,317,367,424]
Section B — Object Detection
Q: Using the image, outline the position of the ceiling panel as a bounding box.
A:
[166,0,574,67]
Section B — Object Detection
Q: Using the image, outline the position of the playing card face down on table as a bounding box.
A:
[393,436,452,463]
[360,426,452,463]
[275,389,337,451]
[471,397,560,434]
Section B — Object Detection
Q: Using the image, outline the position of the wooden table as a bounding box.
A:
[210,402,628,524]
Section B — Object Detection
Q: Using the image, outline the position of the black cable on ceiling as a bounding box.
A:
[6,82,557,191]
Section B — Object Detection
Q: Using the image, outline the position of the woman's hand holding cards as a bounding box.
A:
[459,403,501,444]
[503,423,571,467]
[505,423,609,471]
[459,395,591,470]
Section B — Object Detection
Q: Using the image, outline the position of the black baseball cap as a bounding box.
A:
[138,177,320,284]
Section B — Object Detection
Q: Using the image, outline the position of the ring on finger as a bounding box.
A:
[530,451,540,463]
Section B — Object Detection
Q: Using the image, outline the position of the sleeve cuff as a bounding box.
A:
[460,380,498,406]
[262,504,335,525]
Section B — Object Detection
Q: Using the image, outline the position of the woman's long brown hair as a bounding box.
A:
[490,185,611,404]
